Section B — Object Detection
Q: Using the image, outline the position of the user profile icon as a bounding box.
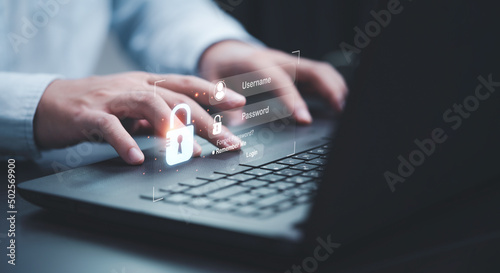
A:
[214,80,226,101]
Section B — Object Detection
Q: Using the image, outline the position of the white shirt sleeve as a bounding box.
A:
[0,0,258,158]
[111,0,261,75]
[0,73,61,158]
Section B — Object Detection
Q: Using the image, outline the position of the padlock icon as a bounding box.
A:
[166,103,194,166]
[213,115,222,135]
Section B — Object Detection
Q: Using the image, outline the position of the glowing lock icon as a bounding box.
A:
[213,115,222,135]
[166,104,194,166]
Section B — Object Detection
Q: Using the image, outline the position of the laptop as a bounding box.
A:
[18,0,499,265]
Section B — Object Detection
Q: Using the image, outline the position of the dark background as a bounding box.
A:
[226,0,377,60]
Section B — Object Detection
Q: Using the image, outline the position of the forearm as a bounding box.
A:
[112,0,261,75]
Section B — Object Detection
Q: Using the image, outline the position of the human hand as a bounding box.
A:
[198,41,348,124]
[34,72,246,165]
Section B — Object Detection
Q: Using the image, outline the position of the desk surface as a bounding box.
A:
[2,138,500,273]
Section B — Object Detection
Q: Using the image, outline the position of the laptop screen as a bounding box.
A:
[305,0,500,245]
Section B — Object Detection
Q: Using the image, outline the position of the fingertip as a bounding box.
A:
[227,91,246,107]
[295,108,313,124]
[193,142,202,157]
[229,135,242,150]
[127,147,145,165]
[338,99,346,111]
[215,131,242,151]
[236,93,247,103]
[331,99,343,112]
[327,87,346,112]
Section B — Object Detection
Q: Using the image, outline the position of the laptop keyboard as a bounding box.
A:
[140,144,330,218]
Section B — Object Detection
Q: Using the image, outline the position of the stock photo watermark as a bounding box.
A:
[340,0,413,64]
[385,74,499,192]
[6,159,17,266]
[214,0,244,13]
[284,235,341,273]
[8,0,71,54]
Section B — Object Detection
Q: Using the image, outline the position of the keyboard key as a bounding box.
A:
[215,165,251,175]
[189,197,212,208]
[255,194,291,208]
[322,144,331,149]
[261,163,287,171]
[285,176,312,184]
[277,158,304,165]
[255,208,276,218]
[276,169,302,177]
[244,168,272,176]
[291,163,318,171]
[159,184,189,193]
[268,181,295,190]
[229,193,258,205]
[312,178,322,184]
[197,173,226,181]
[258,174,286,182]
[282,188,309,197]
[293,153,319,160]
[295,195,313,204]
[211,201,235,212]
[307,158,327,166]
[227,173,255,181]
[235,206,259,216]
[164,194,191,204]
[276,201,294,212]
[185,179,238,196]
[208,185,248,199]
[302,170,322,178]
[250,187,278,196]
[179,179,208,187]
[241,179,268,188]
[299,182,318,192]
[309,148,329,155]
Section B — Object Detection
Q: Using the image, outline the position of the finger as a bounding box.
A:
[126,119,154,135]
[157,90,242,150]
[136,119,153,131]
[109,91,174,137]
[262,67,313,124]
[193,140,202,157]
[148,75,246,110]
[109,92,201,155]
[88,112,145,165]
[297,59,348,111]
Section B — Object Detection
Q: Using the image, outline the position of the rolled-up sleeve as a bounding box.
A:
[111,0,260,75]
[0,73,61,158]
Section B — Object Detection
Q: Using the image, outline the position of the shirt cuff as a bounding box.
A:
[0,73,62,158]
[189,31,264,77]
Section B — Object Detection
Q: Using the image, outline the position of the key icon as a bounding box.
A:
[177,135,183,154]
